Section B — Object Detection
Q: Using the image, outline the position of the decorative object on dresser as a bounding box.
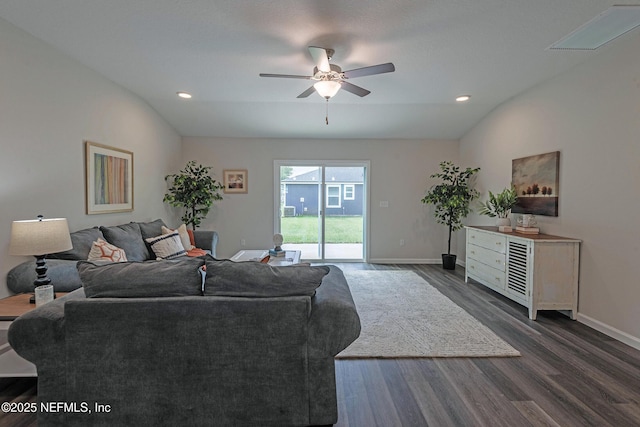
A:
[512,151,560,216]
[421,161,480,270]
[465,226,580,320]
[516,214,539,234]
[85,141,133,214]
[164,161,224,229]
[9,216,73,303]
[478,185,518,232]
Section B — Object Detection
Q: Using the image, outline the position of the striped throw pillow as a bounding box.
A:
[145,232,187,260]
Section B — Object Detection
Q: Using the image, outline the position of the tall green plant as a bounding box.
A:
[163,161,223,229]
[421,161,480,255]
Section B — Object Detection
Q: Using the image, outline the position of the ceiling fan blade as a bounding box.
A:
[296,86,316,98]
[308,46,331,73]
[259,73,312,79]
[340,81,371,97]
[342,62,395,79]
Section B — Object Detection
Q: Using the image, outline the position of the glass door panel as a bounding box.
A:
[277,162,366,261]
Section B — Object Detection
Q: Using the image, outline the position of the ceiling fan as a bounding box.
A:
[259,46,395,100]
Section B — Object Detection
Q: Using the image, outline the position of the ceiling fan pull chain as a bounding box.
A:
[325,98,329,125]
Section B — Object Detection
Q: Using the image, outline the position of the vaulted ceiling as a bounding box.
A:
[1,1,636,139]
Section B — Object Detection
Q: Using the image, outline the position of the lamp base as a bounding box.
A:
[29,293,57,304]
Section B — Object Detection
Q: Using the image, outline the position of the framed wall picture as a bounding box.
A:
[223,169,248,194]
[512,151,559,216]
[85,141,134,214]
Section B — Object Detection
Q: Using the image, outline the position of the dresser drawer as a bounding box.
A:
[467,243,506,272]
[467,228,507,254]
[467,258,506,291]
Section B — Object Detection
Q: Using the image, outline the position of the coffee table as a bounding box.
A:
[231,250,302,266]
[0,293,65,377]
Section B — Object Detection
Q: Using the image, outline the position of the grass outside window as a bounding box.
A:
[281,216,363,244]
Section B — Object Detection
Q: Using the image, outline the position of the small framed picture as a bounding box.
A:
[223,169,248,194]
[85,141,134,214]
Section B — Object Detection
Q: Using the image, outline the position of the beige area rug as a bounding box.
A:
[336,270,520,358]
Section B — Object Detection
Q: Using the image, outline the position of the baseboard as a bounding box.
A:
[577,313,640,351]
[368,258,440,264]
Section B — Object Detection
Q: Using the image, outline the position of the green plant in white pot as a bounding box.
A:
[421,161,480,270]
[478,186,518,227]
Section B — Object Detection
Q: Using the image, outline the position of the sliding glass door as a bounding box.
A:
[275,161,368,261]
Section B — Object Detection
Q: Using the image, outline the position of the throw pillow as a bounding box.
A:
[100,223,149,261]
[87,238,128,262]
[203,257,329,297]
[78,257,205,298]
[162,224,195,251]
[49,227,105,260]
[145,232,187,259]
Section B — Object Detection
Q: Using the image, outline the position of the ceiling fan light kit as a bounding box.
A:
[260,45,395,124]
[313,80,341,99]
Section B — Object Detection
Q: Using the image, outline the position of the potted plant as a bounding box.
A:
[478,186,518,227]
[421,161,480,270]
[163,161,224,229]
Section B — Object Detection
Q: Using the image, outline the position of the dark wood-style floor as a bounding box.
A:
[2,263,640,427]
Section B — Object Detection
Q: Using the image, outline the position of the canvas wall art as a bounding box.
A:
[512,151,559,216]
[85,141,133,214]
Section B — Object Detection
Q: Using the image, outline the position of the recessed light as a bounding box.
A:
[177,92,192,99]
[456,95,471,102]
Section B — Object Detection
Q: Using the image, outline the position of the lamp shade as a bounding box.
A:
[314,80,341,99]
[9,218,73,256]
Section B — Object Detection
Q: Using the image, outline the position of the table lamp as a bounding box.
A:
[9,215,73,303]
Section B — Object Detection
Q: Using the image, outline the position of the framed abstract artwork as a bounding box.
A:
[85,141,134,214]
[223,169,248,194]
[512,151,559,216]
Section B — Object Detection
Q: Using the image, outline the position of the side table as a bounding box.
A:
[0,293,65,377]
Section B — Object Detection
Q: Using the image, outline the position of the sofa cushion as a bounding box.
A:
[138,219,168,258]
[145,232,187,260]
[204,257,329,297]
[78,257,205,298]
[87,238,128,262]
[49,227,104,260]
[100,222,149,261]
[137,219,167,241]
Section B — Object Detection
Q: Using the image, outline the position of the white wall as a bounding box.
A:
[459,31,640,345]
[0,18,181,297]
[181,137,459,261]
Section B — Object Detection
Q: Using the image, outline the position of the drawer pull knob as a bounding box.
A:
[496,242,502,246]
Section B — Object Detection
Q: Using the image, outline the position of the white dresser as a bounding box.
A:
[465,226,580,320]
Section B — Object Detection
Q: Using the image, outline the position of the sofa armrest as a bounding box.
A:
[8,288,86,365]
[193,230,219,258]
[308,266,361,357]
[7,259,83,294]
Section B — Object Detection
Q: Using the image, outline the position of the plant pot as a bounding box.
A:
[442,254,457,270]
[496,217,511,227]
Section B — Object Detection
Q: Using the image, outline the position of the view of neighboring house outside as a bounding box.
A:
[281,167,364,216]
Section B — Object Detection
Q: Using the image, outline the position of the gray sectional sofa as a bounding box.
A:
[8,254,361,426]
[6,218,218,294]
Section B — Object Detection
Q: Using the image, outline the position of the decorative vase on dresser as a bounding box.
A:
[464,225,580,320]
